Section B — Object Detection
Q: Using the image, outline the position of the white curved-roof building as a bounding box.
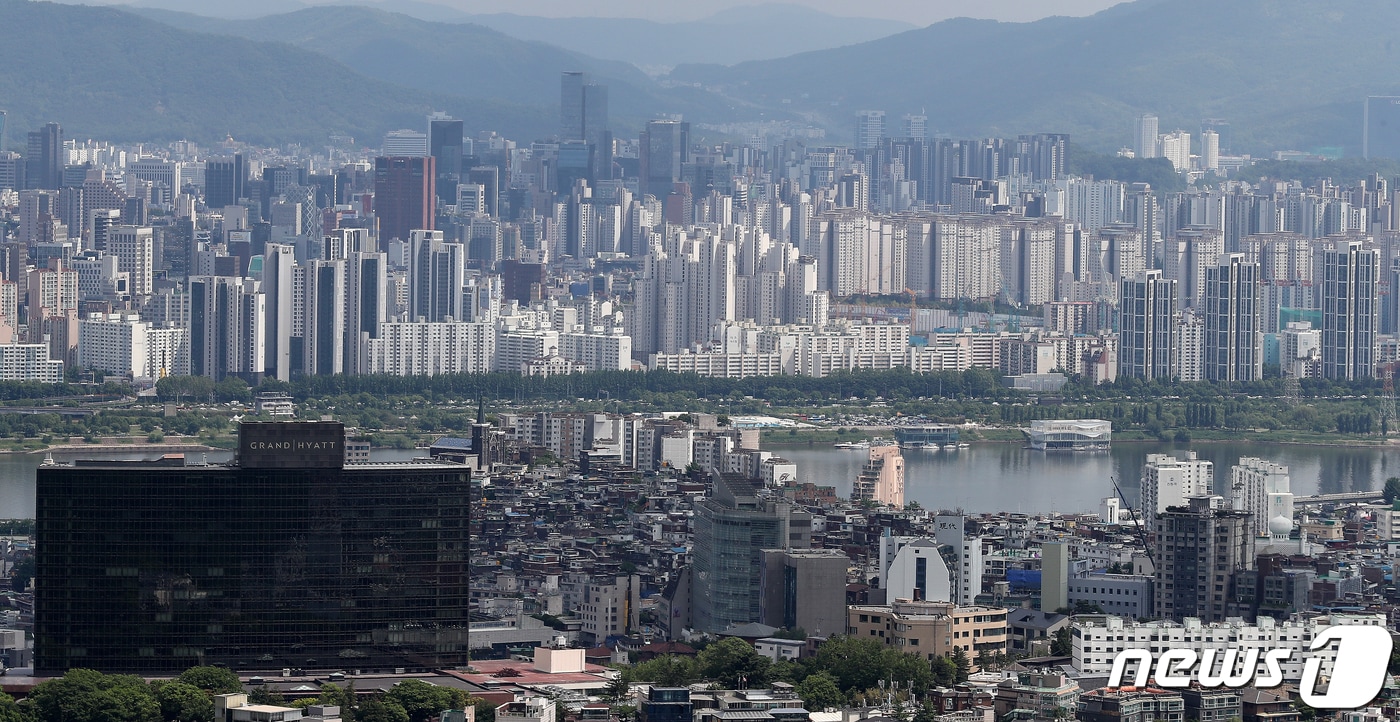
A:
[1026,419,1111,451]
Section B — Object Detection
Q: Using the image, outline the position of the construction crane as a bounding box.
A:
[1110,475,1156,574]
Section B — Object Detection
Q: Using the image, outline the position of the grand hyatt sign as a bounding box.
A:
[238,421,346,469]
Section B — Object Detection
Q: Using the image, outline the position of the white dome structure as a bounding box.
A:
[1269,514,1293,537]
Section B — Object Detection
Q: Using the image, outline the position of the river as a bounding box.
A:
[0,442,1389,519]
[770,441,1397,514]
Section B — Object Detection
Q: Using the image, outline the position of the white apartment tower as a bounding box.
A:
[1142,451,1212,524]
[1230,458,1292,538]
[1134,114,1160,158]
[1160,130,1191,172]
[108,226,153,296]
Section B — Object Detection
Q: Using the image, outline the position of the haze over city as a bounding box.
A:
[0,0,1399,720]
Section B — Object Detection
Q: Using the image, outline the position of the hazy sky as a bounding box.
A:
[431,0,1128,24]
[88,0,1130,26]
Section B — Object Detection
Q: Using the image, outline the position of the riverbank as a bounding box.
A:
[762,425,1394,449]
[0,437,228,455]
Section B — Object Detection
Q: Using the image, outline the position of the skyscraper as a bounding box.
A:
[1142,451,1212,525]
[1163,226,1223,310]
[189,275,266,383]
[0,110,7,152]
[1119,269,1178,380]
[108,225,154,297]
[1363,96,1400,160]
[204,154,246,209]
[428,112,464,203]
[35,421,470,673]
[346,251,387,375]
[691,472,811,633]
[560,72,611,181]
[381,129,428,156]
[409,229,465,323]
[261,243,296,381]
[373,156,435,244]
[466,165,499,218]
[1134,114,1159,158]
[1203,253,1262,382]
[560,71,609,145]
[900,113,927,139]
[26,122,62,190]
[1201,130,1220,171]
[1160,130,1191,172]
[304,259,346,376]
[855,110,886,149]
[1153,496,1254,622]
[1321,239,1379,379]
[639,120,689,198]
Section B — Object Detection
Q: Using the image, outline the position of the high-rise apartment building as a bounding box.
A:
[1320,240,1379,379]
[855,110,886,149]
[189,275,266,383]
[1118,269,1177,380]
[691,473,811,633]
[35,421,469,673]
[108,226,153,297]
[346,251,388,375]
[1163,226,1224,310]
[374,156,435,244]
[1142,451,1212,525]
[1201,130,1220,171]
[1229,458,1292,539]
[261,244,296,381]
[303,259,345,376]
[1160,130,1191,172]
[900,113,927,139]
[1153,496,1254,622]
[1203,253,1261,382]
[409,229,465,323]
[1134,114,1159,159]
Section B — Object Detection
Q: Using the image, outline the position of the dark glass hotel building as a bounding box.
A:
[35,421,470,674]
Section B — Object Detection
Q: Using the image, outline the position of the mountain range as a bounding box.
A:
[668,0,1400,154]
[5,0,1400,156]
[125,1,916,68]
[0,0,549,148]
[121,4,781,130]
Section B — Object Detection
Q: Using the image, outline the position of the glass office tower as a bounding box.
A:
[35,421,470,674]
